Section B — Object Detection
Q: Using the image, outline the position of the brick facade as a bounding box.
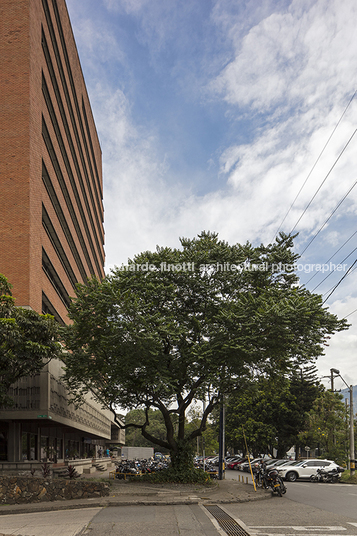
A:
[0,0,122,465]
[0,0,105,323]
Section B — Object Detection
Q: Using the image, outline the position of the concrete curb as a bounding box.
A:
[0,476,271,516]
[0,490,270,516]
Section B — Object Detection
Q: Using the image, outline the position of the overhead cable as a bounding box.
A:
[345,307,357,318]
[311,244,357,292]
[273,91,356,240]
[305,229,357,286]
[299,168,357,256]
[291,127,357,235]
[322,258,357,304]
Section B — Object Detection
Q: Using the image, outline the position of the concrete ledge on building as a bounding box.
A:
[83,466,96,474]
[0,461,52,476]
[64,458,93,474]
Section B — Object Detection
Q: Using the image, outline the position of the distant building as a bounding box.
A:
[0,0,124,465]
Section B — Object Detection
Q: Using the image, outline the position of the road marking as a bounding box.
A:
[250,527,346,531]
[348,523,357,527]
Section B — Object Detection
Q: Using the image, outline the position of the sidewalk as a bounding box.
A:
[0,468,270,516]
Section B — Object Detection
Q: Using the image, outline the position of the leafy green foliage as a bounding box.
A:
[136,466,211,484]
[0,274,62,406]
[186,408,219,455]
[124,408,171,451]
[224,366,322,457]
[62,232,347,472]
[298,389,349,465]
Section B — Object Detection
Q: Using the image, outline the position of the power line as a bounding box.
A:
[299,168,357,256]
[273,91,356,241]
[305,229,357,286]
[311,244,357,292]
[322,258,357,304]
[345,307,357,318]
[290,126,357,235]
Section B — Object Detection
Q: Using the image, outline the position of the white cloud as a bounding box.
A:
[67,0,357,381]
[211,0,357,112]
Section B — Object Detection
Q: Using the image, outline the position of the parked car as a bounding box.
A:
[228,457,249,470]
[266,459,297,469]
[279,459,341,482]
[241,456,273,472]
[226,456,241,464]
[226,457,242,469]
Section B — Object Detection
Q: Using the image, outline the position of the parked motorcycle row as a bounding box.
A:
[194,458,220,478]
[114,455,344,489]
[310,467,344,483]
[114,458,169,478]
[252,461,287,496]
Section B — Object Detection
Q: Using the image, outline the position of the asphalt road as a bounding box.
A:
[1,474,356,536]
[225,469,357,535]
[0,507,102,536]
[226,468,357,519]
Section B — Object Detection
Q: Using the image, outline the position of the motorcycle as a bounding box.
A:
[254,463,287,496]
[310,466,344,483]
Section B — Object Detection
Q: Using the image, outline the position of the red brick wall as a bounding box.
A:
[0,0,105,323]
[0,0,31,305]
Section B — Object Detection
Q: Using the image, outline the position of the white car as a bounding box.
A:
[279,459,340,482]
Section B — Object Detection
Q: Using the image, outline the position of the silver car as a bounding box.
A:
[279,459,340,482]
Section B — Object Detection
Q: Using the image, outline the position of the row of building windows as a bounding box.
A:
[41,53,104,275]
[41,52,103,276]
[42,204,78,290]
[41,0,104,262]
[42,118,97,277]
[46,0,104,210]
[42,247,71,308]
[42,161,88,284]
[8,387,40,396]
[42,291,65,325]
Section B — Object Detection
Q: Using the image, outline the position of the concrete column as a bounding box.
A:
[7,422,22,462]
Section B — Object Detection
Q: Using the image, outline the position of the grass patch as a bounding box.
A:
[340,470,357,484]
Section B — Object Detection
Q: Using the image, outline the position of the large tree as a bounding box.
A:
[298,389,349,464]
[0,274,62,406]
[224,366,322,457]
[62,232,347,473]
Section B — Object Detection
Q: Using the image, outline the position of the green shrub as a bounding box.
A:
[134,467,211,484]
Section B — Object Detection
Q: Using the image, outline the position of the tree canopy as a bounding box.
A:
[298,389,350,464]
[224,365,322,458]
[62,232,348,471]
[0,274,62,406]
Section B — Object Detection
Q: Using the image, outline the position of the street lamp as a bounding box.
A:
[330,368,340,392]
[330,369,355,476]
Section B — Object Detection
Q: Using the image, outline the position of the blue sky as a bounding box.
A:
[66,0,357,386]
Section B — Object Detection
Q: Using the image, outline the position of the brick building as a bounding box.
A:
[0,0,124,466]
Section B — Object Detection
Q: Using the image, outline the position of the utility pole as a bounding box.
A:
[218,403,225,480]
[330,369,355,476]
[349,385,355,476]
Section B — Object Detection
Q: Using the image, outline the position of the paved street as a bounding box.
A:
[0,507,102,536]
[223,495,357,535]
[226,469,357,520]
[1,474,357,536]
[81,504,223,536]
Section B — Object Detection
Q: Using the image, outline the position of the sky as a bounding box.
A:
[66,0,357,386]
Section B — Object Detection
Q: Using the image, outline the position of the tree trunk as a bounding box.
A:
[170,439,195,473]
